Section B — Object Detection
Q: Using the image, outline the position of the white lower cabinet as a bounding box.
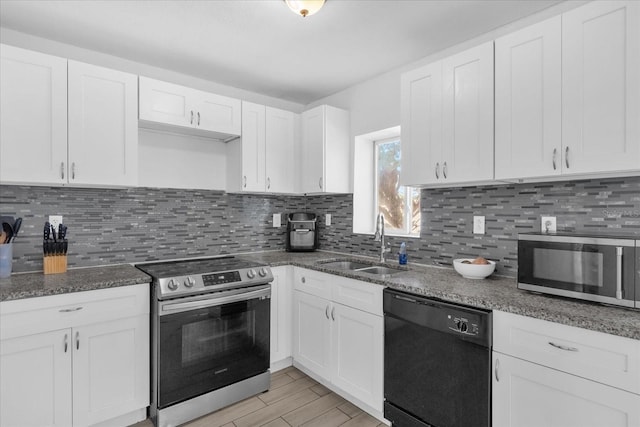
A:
[292,268,384,420]
[0,284,150,427]
[270,266,293,371]
[493,310,640,427]
[492,353,640,427]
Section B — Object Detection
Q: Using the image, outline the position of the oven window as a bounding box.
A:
[158,297,270,409]
[533,248,603,287]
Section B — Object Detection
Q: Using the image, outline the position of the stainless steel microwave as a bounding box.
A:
[518,233,639,309]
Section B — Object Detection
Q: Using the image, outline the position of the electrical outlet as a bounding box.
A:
[272,213,281,228]
[541,216,557,233]
[326,214,332,226]
[473,216,485,234]
[49,215,63,230]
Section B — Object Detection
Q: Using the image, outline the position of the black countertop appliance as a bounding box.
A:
[286,213,319,252]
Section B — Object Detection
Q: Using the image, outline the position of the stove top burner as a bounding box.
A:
[136,256,273,300]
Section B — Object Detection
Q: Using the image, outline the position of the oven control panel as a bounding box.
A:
[203,271,241,286]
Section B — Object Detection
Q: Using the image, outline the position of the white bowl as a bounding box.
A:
[453,259,496,279]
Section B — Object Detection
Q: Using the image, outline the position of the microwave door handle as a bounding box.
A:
[162,287,270,313]
[616,247,623,300]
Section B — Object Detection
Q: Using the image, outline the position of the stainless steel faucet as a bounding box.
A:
[373,213,391,262]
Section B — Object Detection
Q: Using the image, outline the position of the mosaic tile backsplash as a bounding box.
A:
[1,176,639,276]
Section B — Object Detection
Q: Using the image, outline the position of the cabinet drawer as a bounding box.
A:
[0,284,149,340]
[494,311,640,394]
[331,276,383,316]
[293,268,332,300]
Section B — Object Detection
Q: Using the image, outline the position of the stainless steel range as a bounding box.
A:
[136,256,273,427]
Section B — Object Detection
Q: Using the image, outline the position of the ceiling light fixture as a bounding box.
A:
[285,0,326,18]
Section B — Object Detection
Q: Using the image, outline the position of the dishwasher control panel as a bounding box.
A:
[448,314,481,336]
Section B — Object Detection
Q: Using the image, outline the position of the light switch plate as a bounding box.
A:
[49,215,63,230]
[541,216,557,233]
[272,213,281,228]
[326,214,332,226]
[473,216,485,234]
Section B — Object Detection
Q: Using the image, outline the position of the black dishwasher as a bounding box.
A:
[384,288,492,427]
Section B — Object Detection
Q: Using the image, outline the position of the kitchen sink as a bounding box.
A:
[319,260,404,276]
[320,260,372,270]
[356,266,403,275]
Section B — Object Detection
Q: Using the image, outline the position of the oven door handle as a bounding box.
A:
[161,287,270,314]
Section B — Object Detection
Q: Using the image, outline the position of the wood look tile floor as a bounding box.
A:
[131,367,387,427]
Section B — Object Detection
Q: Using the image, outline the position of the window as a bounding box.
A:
[374,137,420,236]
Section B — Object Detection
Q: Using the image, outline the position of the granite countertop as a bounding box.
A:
[238,251,640,341]
[0,264,151,302]
[1,251,639,340]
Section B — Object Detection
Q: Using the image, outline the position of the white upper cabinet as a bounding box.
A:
[239,101,267,192]
[0,44,68,185]
[495,16,562,180]
[562,0,640,175]
[139,76,241,140]
[400,42,494,187]
[265,106,297,193]
[227,102,297,193]
[441,41,494,184]
[300,105,350,194]
[0,46,138,188]
[68,61,138,187]
[400,62,443,186]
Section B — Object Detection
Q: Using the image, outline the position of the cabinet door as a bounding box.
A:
[493,353,640,427]
[0,329,73,427]
[292,290,331,379]
[562,1,640,174]
[265,107,296,193]
[138,76,193,128]
[495,16,562,180]
[241,101,266,192]
[68,61,138,186]
[331,303,383,413]
[301,106,325,193]
[72,316,149,426]
[400,62,442,186]
[442,42,494,184]
[0,44,68,185]
[195,90,241,136]
[270,266,292,366]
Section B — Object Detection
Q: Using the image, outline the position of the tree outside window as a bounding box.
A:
[375,138,420,236]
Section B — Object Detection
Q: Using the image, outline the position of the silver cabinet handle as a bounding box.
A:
[75,331,80,350]
[60,162,65,179]
[548,342,578,352]
[495,358,499,382]
[319,177,323,190]
[190,110,194,125]
[71,162,76,180]
[301,276,306,283]
[325,305,330,320]
[267,177,271,190]
[243,176,247,188]
[331,306,335,321]
[443,161,448,179]
[64,333,68,353]
[616,246,623,299]
[565,146,570,169]
[197,111,200,126]
[435,162,440,179]
[552,148,557,170]
[59,307,83,313]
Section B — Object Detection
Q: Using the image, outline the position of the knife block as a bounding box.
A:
[43,254,67,275]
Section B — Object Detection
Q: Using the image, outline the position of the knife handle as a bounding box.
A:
[51,225,57,242]
[44,222,50,241]
[59,224,67,241]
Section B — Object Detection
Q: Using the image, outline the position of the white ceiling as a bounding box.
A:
[0,0,564,105]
